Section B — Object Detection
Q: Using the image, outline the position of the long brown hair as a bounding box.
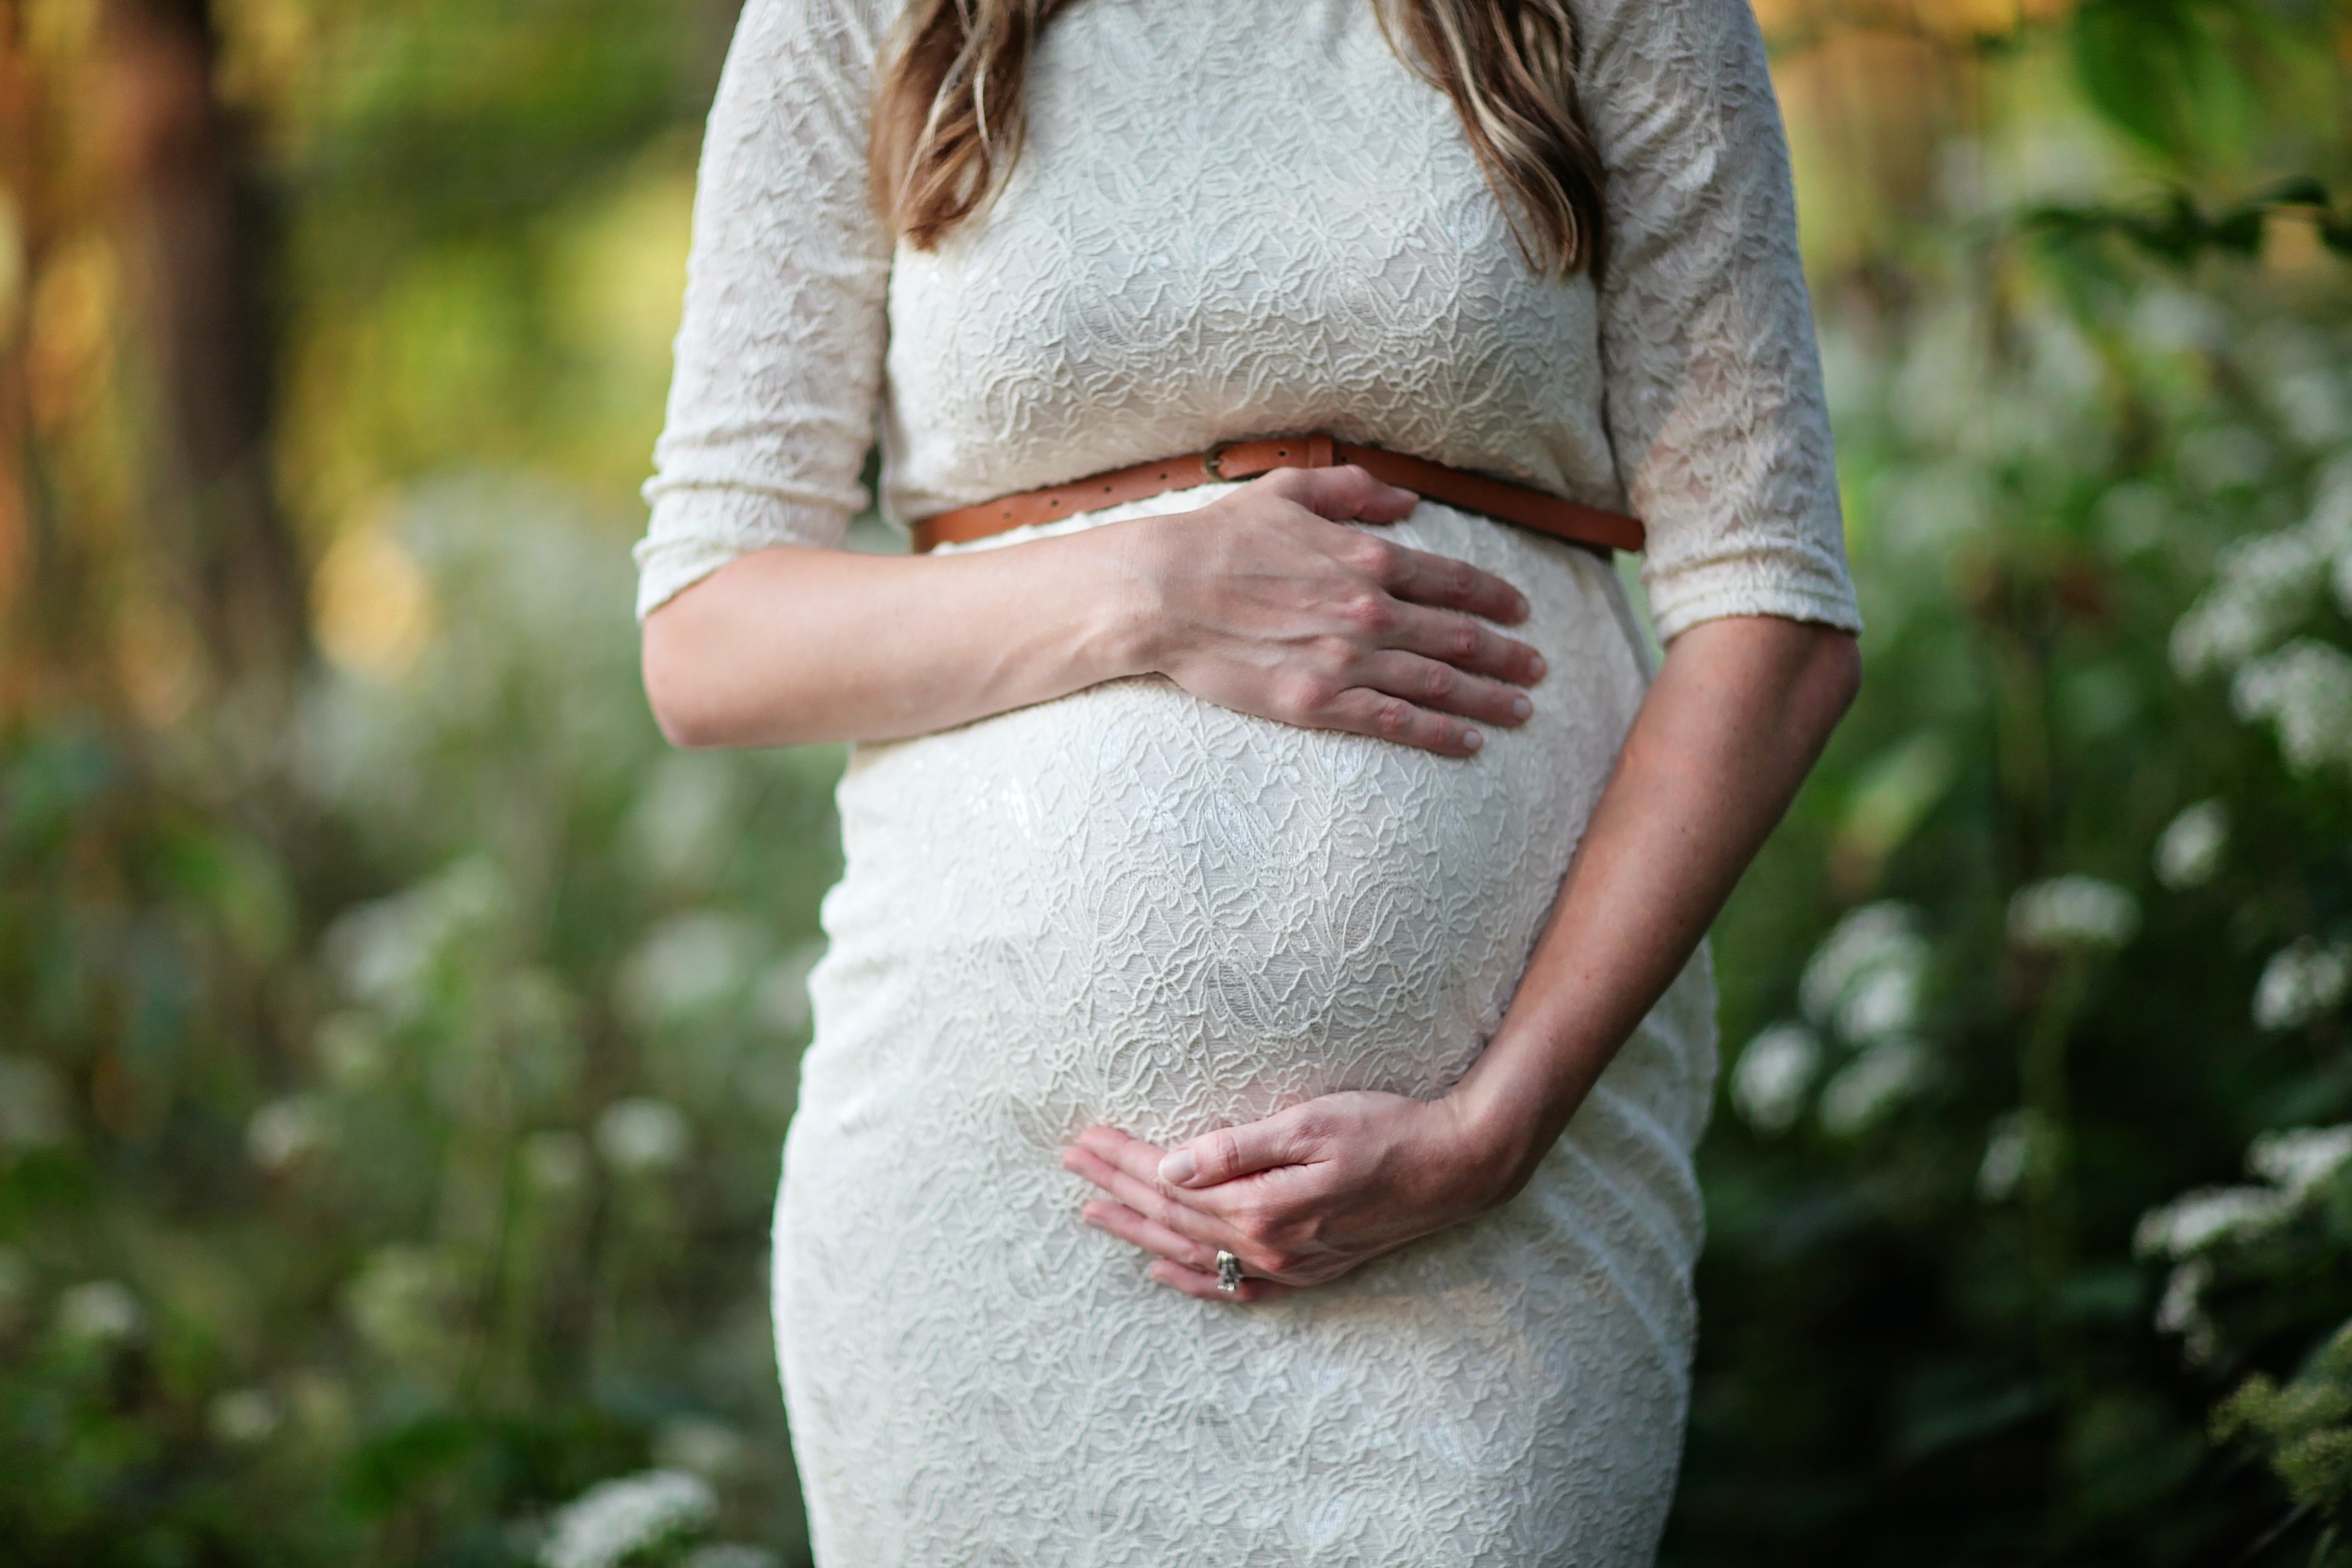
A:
[871,0,1607,276]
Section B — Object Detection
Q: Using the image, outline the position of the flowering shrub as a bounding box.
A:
[0,488,838,1561]
[1680,209,2352,1558]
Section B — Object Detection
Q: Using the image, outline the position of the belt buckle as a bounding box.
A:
[1200,441,1233,482]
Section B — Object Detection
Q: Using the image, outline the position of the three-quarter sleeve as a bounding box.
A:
[1578,0,1862,642]
[634,0,894,620]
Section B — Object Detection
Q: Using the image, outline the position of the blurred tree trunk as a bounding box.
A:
[0,3,37,700]
[100,0,307,691]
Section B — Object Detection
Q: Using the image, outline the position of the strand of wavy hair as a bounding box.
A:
[872,0,1606,276]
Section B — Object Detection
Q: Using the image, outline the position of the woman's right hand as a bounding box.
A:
[1111,464,1547,758]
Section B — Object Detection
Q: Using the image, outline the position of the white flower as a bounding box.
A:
[2007,877,2139,953]
[1836,963,1923,1044]
[0,1055,69,1150]
[595,1099,690,1174]
[2247,1125,2352,1198]
[1977,1112,2033,1203]
[2304,451,2352,547]
[2132,1185,2291,1259]
[617,913,762,1028]
[2252,939,2351,1032]
[2231,639,2352,774]
[2154,1258,2211,1335]
[247,1095,330,1172]
[1818,1038,1933,1137]
[2155,1258,2218,1362]
[209,1388,281,1445]
[2269,366,2349,450]
[346,1245,459,1370]
[1799,902,1929,1032]
[325,859,509,1017]
[2153,800,2229,890]
[540,1470,715,1568]
[55,1280,144,1345]
[1729,1024,1821,1136]
[2170,529,2326,678]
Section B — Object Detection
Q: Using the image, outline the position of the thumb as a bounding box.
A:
[1160,1112,1313,1189]
[1256,464,1418,526]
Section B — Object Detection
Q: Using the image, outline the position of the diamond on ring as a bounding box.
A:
[1215,1251,1244,1294]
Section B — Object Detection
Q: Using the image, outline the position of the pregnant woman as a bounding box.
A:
[636,0,1862,1560]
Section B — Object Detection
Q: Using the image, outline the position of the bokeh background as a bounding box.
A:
[4,0,2352,1563]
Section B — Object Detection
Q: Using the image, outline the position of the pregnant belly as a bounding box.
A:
[800,508,1649,1151]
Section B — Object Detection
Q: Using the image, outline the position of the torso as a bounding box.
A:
[879,0,1617,524]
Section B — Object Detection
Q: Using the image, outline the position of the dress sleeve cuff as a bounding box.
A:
[633,485,851,620]
[1643,558,1865,644]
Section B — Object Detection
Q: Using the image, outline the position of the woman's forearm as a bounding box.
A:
[639,468,1547,754]
[1449,615,1862,1189]
[641,532,1148,748]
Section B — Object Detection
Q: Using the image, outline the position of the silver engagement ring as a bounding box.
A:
[1215,1251,1244,1294]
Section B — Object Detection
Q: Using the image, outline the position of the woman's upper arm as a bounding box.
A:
[1578,0,1863,645]
[635,0,895,622]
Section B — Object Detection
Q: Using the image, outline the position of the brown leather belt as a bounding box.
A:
[910,433,1646,555]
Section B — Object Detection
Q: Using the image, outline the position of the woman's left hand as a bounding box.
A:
[1061,1091,1520,1304]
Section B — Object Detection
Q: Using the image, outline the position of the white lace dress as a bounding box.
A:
[636,0,1860,1561]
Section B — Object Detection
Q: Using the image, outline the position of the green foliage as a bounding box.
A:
[2216,1325,2352,1518]
[0,482,837,1565]
[1668,226,2352,1560]
[2067,0,2280,166]
[2024,178,2352,268]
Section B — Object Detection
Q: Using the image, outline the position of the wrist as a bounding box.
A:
[1062,514,1178,685]
[1443,1042,1581,1206]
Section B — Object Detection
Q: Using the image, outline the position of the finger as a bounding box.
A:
[1378,542,1532,627]
[1253,464,1418,526]
[1072,1126,1171,1185]
[1351,651,1533,729]
[1149,1259,1293,1305]
[1376,603,1546,686]
[1076,1125,1172,1184]
[1062,1143,1243,1251]
[1313,687,1486,758]
[1160,1112,1315,1190]
[1082,1200,1220,1272]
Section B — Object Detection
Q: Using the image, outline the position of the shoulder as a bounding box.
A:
[720,0,905,84]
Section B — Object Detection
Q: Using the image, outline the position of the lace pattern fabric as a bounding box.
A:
[779,497,1718,1565]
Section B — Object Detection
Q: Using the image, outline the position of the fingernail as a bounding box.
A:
[1510,695,1531,720]
[1527,653,1546,679]
[1159,1148,1197,1186]
[1462,728,1484,753]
